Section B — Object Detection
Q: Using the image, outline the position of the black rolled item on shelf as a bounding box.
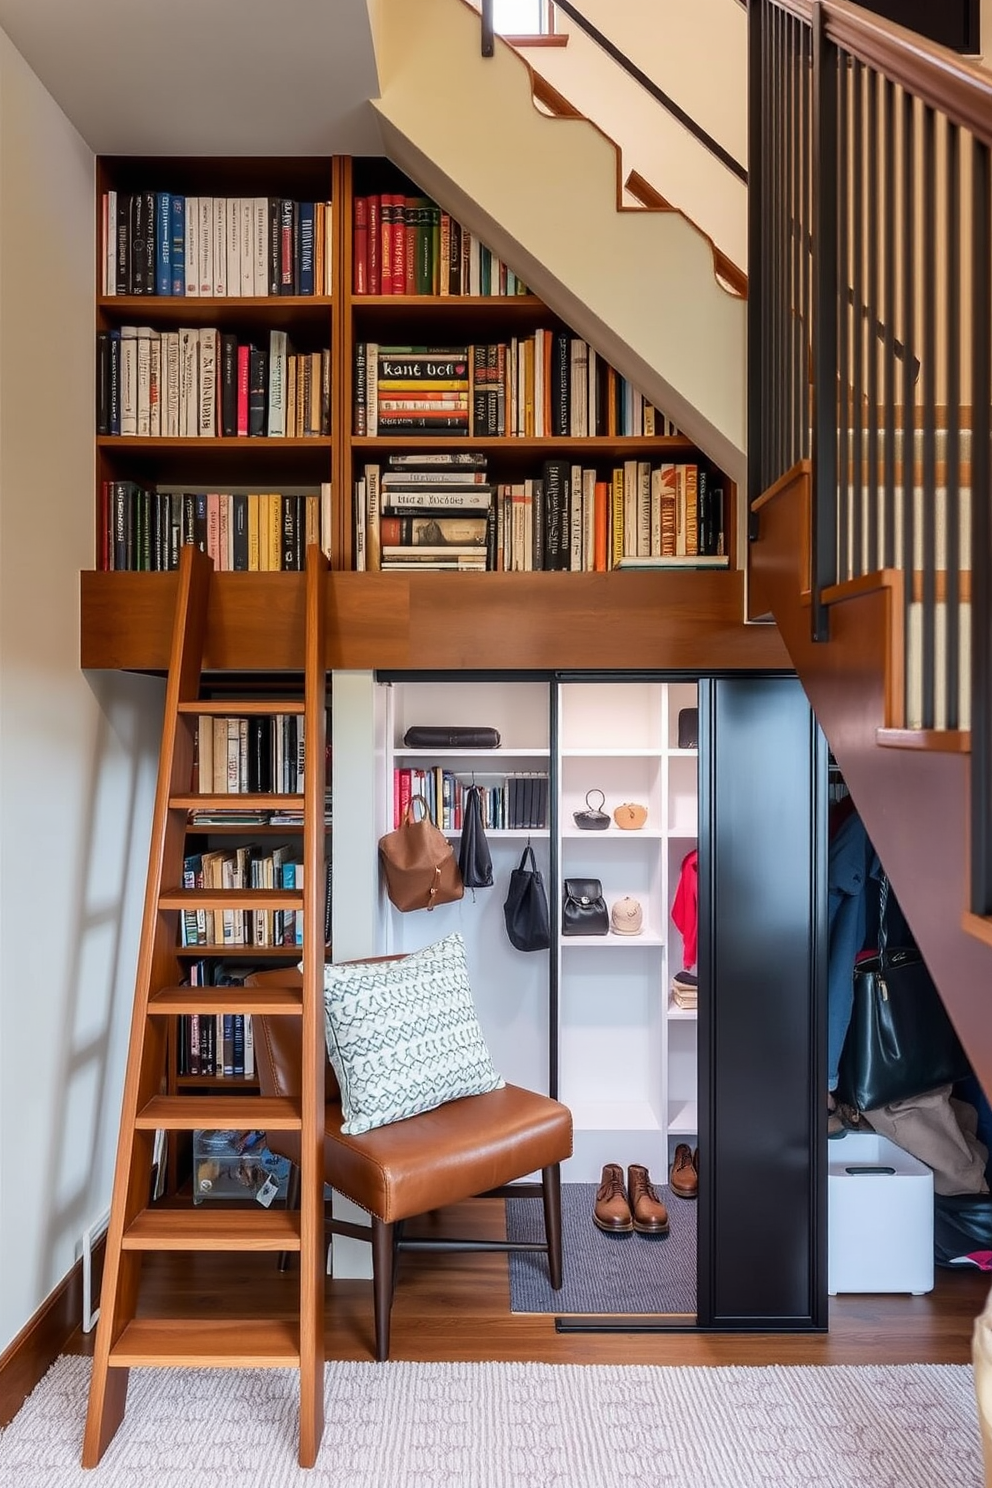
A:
[403,726,500,749]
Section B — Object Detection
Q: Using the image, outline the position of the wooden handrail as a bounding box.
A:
[770,0,992,147]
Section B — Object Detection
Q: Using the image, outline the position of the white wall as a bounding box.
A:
[0,30,163,1351]
[516,0,748,269]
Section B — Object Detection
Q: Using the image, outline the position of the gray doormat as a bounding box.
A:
[506,1181,696,1315]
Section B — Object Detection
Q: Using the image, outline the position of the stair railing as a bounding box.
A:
[750,0,992,918]
[478,0,748,185]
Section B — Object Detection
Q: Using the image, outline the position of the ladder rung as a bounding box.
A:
[137,1095,301,1130]
[177,701,305,716]
[108,1318,300,1368]
[170,794,304,810]
[160,889,304,909]
[176,944,316,959]
[150,985,303,1014]
[123,1209,301,1252]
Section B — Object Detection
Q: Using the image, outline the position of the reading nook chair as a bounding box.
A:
[245,961,572,1361]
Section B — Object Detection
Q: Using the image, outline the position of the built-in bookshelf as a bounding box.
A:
[95,156,341,575]
[89,154,736,600]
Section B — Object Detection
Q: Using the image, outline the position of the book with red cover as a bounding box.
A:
[236,345,250,437]
[353,195,368,295]
[368,195,381,294]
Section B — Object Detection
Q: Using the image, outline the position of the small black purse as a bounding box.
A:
[562,878,609,936]
[503,844,550,952]
[573,789,610,831]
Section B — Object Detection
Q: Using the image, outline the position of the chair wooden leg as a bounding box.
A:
[371,1218,395,1361]
[542,1163,564,1290]
[278,1162,301,1273]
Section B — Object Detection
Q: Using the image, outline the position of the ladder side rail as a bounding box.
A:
[299,544,329,1467]
[83,545,214,1466]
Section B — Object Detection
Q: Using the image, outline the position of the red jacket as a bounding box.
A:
[672,849,698,970]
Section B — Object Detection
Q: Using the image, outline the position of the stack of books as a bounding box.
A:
[356,453,493,572]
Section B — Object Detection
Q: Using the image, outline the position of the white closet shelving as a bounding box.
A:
[376,675,698,1184]
[557,680,697,1181]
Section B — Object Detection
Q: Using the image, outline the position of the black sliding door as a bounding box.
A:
[696,676,828,1329]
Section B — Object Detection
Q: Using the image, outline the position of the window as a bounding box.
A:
[493,0,554,36]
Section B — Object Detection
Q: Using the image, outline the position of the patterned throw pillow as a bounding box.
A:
[322,932,504,1135]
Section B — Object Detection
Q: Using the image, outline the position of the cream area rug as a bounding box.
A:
[0,1355,981,1487]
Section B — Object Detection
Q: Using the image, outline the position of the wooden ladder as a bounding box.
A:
[83,543,329,1468]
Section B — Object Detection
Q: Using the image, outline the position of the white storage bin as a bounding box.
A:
[828,1131,934,1295]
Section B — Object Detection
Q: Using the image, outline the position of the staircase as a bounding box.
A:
[371,0,747,488]
[83,544,329,1468]
[370,0,992,1100]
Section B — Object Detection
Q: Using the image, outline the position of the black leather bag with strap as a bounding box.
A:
[561,878,609,937]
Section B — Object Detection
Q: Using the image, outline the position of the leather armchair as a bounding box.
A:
[245,964,572,1360]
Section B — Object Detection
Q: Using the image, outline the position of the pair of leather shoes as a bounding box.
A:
[593,1163,669,1235]
[670,1143,699,1199]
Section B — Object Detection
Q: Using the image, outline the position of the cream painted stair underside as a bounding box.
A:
[371,0,747,487]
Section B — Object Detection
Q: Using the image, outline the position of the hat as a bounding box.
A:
[610,896,643,935]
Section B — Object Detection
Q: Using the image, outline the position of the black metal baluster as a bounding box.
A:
[812,11,839,637]
[866,68,880,573]
[901,90,916,690]
[851,60,865,580]
[921,105,937,730]
[945,121,961,731]
[882,78,896,568]
[771,5,784,481]
[801,25,812,461]
[837,53,850,582]
[971,140,992,914]
[749,0,768,510]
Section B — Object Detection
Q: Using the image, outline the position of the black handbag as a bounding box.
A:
[403,726,500,749]
[573,789,610,831]
[457,783,493,890]
[836,877,970,1111]
[503,844,550,952]
[562,878,609,936]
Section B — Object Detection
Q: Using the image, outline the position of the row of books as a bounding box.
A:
[98,486,331,573]
[352,340,680,439]
[394,769,550,832]
[355,457,727,573]
[353,192,529,298]
[181,846,301,948]
[100,191,333,298]
[176,1009,256,1080]
[195,714,307,796]
[97,327,331,439]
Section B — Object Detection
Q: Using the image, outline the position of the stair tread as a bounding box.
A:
[171,793,305,809]
[108,1318,300,1368]
[175,944,317,959]
[150,985,303,1014]
[124,1209,301,1251]
[160,889,304,907]
[137,1095,301,1129]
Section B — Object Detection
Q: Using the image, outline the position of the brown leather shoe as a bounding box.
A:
[670,1143,698,1200]
[627,1164,670,1234]
[593,1163,633,1233]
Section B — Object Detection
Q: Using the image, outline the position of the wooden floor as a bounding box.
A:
[66,1198,989,1367]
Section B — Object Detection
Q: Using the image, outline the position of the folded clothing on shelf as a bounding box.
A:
[671,970,698,1009]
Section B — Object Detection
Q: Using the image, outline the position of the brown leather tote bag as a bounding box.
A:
[378,794,464,912]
